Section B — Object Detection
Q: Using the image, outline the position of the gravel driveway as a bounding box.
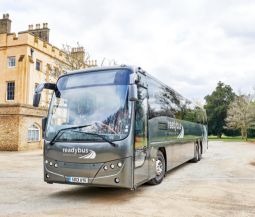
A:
[0,141,255,217]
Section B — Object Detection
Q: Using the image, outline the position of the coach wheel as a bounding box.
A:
[148,150,165,185]
[192,143,199,163]
[198,143,202,161]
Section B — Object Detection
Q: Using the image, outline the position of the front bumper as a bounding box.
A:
[44,157,133,189]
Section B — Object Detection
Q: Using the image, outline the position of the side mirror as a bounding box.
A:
[42,117,47,139]
[33,92,41,107]
[33,83,56,107]
[128,84,138,101]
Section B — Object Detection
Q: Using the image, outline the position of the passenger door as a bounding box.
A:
[134,85,149,186]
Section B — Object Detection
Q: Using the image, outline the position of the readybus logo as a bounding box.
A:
[62,148,96,159]
[158,120,184,138]
[167,121,182,131]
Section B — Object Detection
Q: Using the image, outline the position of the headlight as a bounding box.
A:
[110,164,115,169]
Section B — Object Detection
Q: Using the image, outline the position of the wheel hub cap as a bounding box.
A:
[156,159,163,176]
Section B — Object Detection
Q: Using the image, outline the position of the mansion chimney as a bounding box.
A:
[71,47,85,62]
[0,13,11,34]
[28,22,49,42]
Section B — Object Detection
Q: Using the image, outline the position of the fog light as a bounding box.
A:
[46,174,50,178]
[103,165,108,170]
[110,164,115,169]
[45,160,48,164]
[117,162,122,168]
[49,161,53,166]
[54,163,58,168]
[115,178,120,183]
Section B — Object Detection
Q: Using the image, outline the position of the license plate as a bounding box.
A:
[66,176,88,184]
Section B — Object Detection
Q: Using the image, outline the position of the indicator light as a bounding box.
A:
[115,178,120,183]
[49,162,53,166]
[54,163,58,168]
[103,165,108,170]
[117,162,122,168]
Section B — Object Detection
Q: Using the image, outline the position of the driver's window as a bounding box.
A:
[50,97,69,126]
[135,87,147,149]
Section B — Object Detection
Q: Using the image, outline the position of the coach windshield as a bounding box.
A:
[45,69,132,142]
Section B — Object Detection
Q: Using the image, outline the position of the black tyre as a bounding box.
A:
[192,143,200,163]
[198,143,202,161]
[148,150,166,185]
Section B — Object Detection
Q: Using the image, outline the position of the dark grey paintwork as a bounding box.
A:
[41,65,207,189]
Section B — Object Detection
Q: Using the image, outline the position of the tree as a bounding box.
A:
[204,81,235,138]
[100,57,118,66]
[54,42,97,77]
[225,94,255,140]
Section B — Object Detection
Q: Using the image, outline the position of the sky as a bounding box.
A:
[1,0,255,102]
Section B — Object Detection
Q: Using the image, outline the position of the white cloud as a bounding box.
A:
[1,0,255,101]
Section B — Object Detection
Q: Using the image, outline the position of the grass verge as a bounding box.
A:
[208,136,255,142]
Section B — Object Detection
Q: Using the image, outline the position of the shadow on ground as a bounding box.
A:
[49,185,148,204]
[250,161,255,166]
[48,161,192,203]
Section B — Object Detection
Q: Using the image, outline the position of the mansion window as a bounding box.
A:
[8,56,16,68]
[36,59,42,71]
[28,124,40,142]
[6,81,15,100]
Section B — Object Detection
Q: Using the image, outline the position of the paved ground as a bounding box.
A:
[0,141,255,217]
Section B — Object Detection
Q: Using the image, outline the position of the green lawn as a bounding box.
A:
[208,135,255,142]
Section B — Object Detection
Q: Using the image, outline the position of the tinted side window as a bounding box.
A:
[147,77,181,119]
[176,100,198,122]
[195,106,206,124]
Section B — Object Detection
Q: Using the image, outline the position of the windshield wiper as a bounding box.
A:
[71,130,118,148]
[49,124,118,148]
[49,124,91,145]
